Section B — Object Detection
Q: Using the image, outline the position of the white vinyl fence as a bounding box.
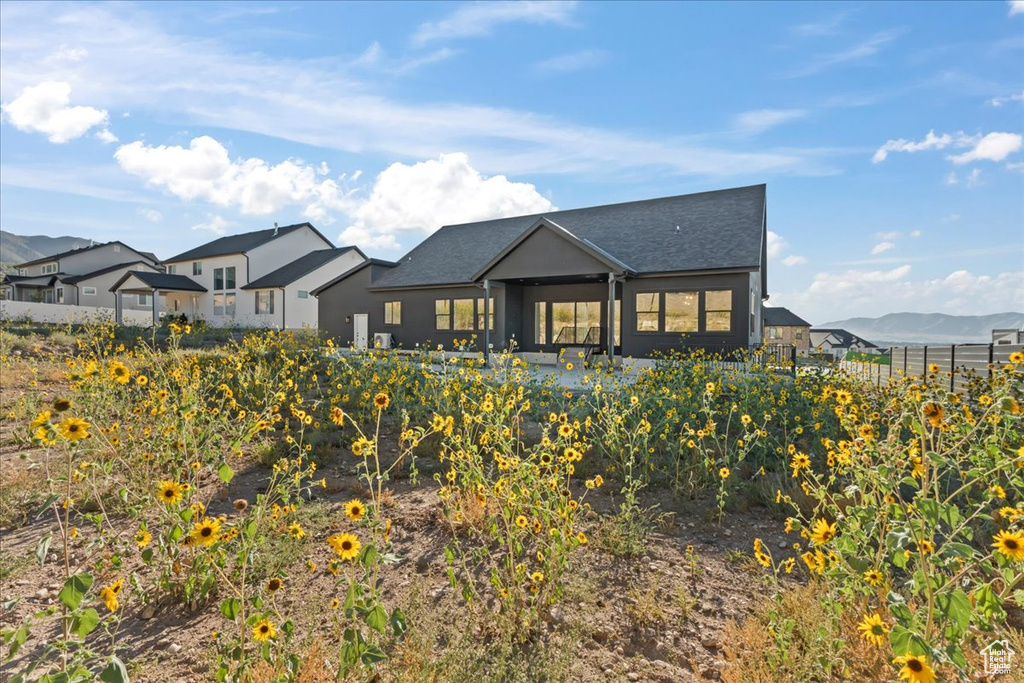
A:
[0,300,153,327]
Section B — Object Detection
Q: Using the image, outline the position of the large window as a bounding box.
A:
[534,302,547,344]
[193,261,202,276]
[138,293,151,306]
[476,297,495,331]
[665,292,698,332]
[42,263,58,274]
[435,299,451,330]
[635,292,659,332]
[551,301,601,344]
[166,265,176,274]
[453,299,475,331]
[213,267,236,291]
[768,326,780,340]
[705,290,732,332]
[384,301,401,325]
[214,293,236,316]
[256,291,274,315]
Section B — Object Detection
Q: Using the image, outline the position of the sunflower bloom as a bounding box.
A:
[809,518,836,546]
[993,529,1024,562]
[857,613,889,647]
[135,529,152,548]
[157,480,185,506]
[252,618,276,642]
[893,653,936,683]
[863,568,884,586]
[190,517,222,547]
[373,392,390,410]
[328,532,361,561]
[344,499,366,522]
[58,417,91,441]
[100,579,124,612]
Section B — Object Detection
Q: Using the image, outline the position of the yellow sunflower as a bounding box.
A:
[344,499,366,522]
[109,361,131,384]
[266,577,283,593]
[993,529,1024,562]
[157,480,185,506]
[100,578,124,612]
[809,518,837,546]
[893,653,936,683]
[135,529,152,548]
[857,613,889,647]
[58,417,91,441]
[252,618,276,642]
[328,532,361,561]
[373,392,390,410]
[190,517,222,547]
[863,568,885,586]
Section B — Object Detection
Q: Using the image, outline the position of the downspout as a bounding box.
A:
[483,279,491,365]
[607,273,616,364]
[280,287,287,330]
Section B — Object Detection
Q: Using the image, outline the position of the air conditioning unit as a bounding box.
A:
[372,332,393,349]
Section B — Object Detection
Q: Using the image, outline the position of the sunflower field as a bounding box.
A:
[0,323,1020,683]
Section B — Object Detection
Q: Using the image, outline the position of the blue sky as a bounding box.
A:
[1,0,1022,324]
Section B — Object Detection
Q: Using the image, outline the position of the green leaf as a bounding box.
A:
[35,534,52,567]
[141,548,154,563]
[360,644,388,665]
[99,655,130,683]
[220,598,240,621]
[3,622,29,660]
[937,589,971,637]
[58,573,93,611]
[217,463,234,484]
[889,625,929,657]
[364,605,388,635]
[169,525,183,543]
[390,607,408,637]
[361,544,378,569]
[70,608,100,638]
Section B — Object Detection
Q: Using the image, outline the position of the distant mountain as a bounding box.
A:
[0,230,95,269]
[818,312,1024,345]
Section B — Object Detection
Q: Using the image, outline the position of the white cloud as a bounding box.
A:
[947,132,1023,164]
[786,30,901,78]
[191,214,232,236]
[910,229,923,236]
[114,136,352,220]
[871,241,895,254]
[412,1,578,46]
[766,231,788,259]
[1007,161,1024,171]
[533,49,609,75]
[733,109,807,135]
[872,130,953,163]
[875,230,902,240]
[945,171,958,185]
[1,81,109,143]
[774,267,1024,322]
[790,13,847,37]
[782,255,807,266]
[339,152,553,250]
[987,90,1024,106]
[138,208,163,223]
[95,128,118,144]
[1010,0,1024,16]
[965,167,983,187]
[43,46,88,64]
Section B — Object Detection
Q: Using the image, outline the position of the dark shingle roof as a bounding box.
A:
[310,258,398,296]
[165,223,332,263]
[242,247,363,290]
[110,271,207,292]
[370,185,766,289]
[764,307,811,327]
[810,328,878,349]
[16,241,157,268]
[61,261,156,284]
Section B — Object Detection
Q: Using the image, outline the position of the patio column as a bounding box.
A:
[483,279,491,364]
[151,290,159,326]
[607,273,615,364]
[115,290,123,325]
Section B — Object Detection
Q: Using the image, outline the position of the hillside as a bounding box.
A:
[819,312,1024,345]
[0,230,95,268]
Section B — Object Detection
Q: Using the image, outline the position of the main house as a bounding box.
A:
[314,184,768,361]
[110,223,365,328]
[3,241,161,311]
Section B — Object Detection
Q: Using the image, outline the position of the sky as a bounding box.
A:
[1,0,1022,325]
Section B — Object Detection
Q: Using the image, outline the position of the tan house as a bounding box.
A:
[763,307,811,352]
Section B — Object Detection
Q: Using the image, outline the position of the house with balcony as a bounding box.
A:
[3,241,161,311]
[314,184,768,361]
[111,223,365,328]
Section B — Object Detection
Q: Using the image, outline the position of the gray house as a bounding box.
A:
[315,184,768,361]
[4,241,161,310]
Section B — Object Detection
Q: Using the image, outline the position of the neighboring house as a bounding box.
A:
[111,223,365,328]
[992,328,1024,345]
[315,184,768,360]
[763,307,811,352]
[810,328,880,359]
[3,241,161,311]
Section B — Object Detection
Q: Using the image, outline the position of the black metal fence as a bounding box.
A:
[840,343,1023,390]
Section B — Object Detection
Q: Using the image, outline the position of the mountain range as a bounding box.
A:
[0,230,96,268]
[819,312,1024,345]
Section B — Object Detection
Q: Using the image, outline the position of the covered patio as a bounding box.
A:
[109,271,207,325]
